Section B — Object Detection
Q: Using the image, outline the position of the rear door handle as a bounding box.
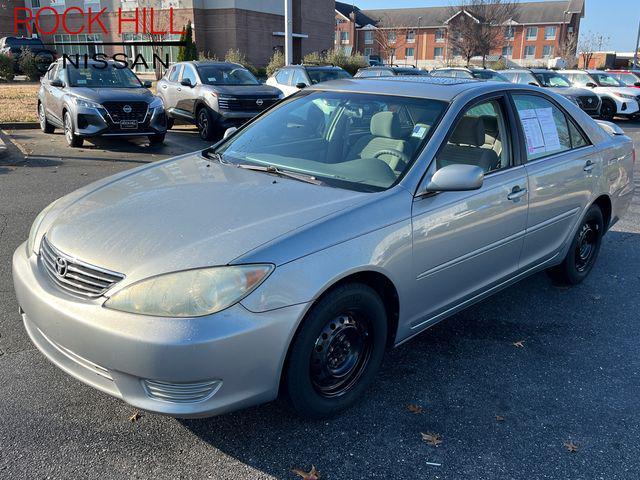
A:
[584,160,595,172]
[507,186,528,201]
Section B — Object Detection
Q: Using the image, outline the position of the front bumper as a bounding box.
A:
[74,105,167,138]
[12,243,306,417]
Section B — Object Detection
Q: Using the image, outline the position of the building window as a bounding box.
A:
[524,45,536,58]
[340,31,349,44]
[526,27,538,40]
[334,31,339,44]
[50,0,64,5]
[545,26,557,40]
[31,0,41,7]
[364,47,373,57]
[567,26,574,34]
[53,34,104,57]
[504,26,515,40]
[502,46,513,57]
[387,31,396,43]
[364,30,373,45]
[405,47,414,57]
[434,47,443,59]
[543,45,554,57]
[435,29,445,43]
[406,30,415,43]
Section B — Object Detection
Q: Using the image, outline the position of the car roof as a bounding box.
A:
[305,76,509,102]
[185,61,244,68]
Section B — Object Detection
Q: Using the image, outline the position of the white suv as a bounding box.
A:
[560,69,640,120]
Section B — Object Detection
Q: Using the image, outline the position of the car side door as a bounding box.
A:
[176,63,199,115]
[159,64,183,114]
[48,65,67,124]
[41,64,58,120]
[511,92,598,267]
[408,95,529,330]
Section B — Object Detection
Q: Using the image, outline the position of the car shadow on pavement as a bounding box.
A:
[178,230,640,479]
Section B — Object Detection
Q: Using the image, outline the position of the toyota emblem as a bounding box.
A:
[55,257,68,278]
[123,105,132,114]
[256,99,264,106]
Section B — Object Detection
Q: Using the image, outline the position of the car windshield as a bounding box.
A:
[67,64,143,88]
[614,72,640,86]
[471,70,509,81]
[213,91,447,192]
[590,73,624,87]
[306,68,351,84]
[394,69,429,76]
[533,72,572,87]
[197,65,259,85]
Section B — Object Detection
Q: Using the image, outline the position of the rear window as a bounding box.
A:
[394,69,428,76]
[6,38,44,47]
[306,68,351,84]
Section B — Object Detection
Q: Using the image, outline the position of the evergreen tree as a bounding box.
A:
[177,21,197,62]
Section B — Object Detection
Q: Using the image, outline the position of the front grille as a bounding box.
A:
[217,96,279,112]
[577,95,600,111]
[40,236,124,298]
[102,101,149,123]
[143,379,222,404]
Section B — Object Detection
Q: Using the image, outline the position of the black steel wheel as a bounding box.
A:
[284,283,388,419]
[599,100,616,121]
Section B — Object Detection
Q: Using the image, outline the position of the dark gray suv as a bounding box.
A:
[38,59,167,148]
[158,61,283,140]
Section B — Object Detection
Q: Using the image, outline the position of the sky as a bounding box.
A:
[353,0,640,51]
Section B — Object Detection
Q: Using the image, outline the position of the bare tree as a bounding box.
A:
[373,15,408,65]
[578,31,609,69]
[557,31,578,68]
[447,0,519,67]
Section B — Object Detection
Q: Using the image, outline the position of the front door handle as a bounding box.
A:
[161,84,167,89]
[583,160,595,172]
[507,186,528,201]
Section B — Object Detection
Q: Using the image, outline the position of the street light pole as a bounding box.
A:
[417,16,422,68]
[633,19,640,68]
[285,0,293,65]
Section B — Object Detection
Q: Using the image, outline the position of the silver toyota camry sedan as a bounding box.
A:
[13,77,635,419]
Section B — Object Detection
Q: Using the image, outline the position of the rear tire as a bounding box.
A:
[38,102,55,134]
[284,283,388,419]
[63,111,83,148]
[599,99,616,121]
[547,205,604,286]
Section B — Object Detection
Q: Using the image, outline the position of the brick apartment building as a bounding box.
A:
[1,0,334,70]
[335,0,584,68]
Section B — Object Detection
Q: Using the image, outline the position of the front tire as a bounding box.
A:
[196,106,218,141]
[599,99,616,121]
[166,117,174,130]
[38,102,55,134]
[284,283,388,419]
[547,205,604,286]
[148,133,165,145]
[63,111,83,148]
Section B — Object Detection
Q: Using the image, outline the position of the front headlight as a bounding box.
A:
[103,264,274,317]
[73,97,102,109]
[618,93,636,100]
[149,96,164,109]
[27,199,59,256]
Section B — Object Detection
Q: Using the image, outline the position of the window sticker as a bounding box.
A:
[411,124,428,138]
[518,108,561,155]
[76,79,87,85]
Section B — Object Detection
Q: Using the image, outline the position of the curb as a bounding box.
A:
[0,136,6,157]
[0,122,40,130]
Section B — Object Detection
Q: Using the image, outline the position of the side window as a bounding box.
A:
[291,69,308,86]
[513,94,572,161]
[436,98,510,174]
[181,65,198,85]
[359,70,378,78]
[568,121,589,149]
[168,65,182,82]
[47,64,57,80]
[275,68,292,85]
[56,66,65,84]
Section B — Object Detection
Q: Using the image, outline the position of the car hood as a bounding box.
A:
[72,87,154,104]
[45,154,365,281]
[595,86,640,96]
[206,84,281,97]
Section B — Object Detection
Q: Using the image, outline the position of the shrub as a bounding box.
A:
[266,50,285,77]
[302,51,324,65]
[302,49,368,75]
[19,47,40,81]
[0,54,14,82]
[491,57,507,71]
[198,51,219,61]
[224,48,258,76]
[177,21,198,62]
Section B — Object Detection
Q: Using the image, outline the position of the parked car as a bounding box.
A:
[606,70,640,89]
[0,36,56,75]
[354,65,431,78]
[559,69,640,120]
[266,64,351,96]
[500,68,601,116]
[430,67,509,82]
[38,59,167,147]
[158,61,282,140]
[14,76,634,419]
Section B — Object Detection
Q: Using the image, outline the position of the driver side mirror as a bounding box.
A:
[634,82,640,87]
[50,78,64,88]
[143,80,152,88]
[181,78,194,88]
[295,82,308,89]
[586,82,597,88]
[223,127,237,139]
[528,82,538,86]
[420,164,484,194]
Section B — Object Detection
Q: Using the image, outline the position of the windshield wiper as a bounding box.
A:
[234,163,324,185]
[205,151,233,165]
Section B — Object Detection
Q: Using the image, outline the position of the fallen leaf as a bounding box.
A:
[512,340,525,348]
[291,465,319,480]
[495,415,505,421]
[421,432,443,447]
[128,410,142,422]
[406,404,424,414]
[564,440,579,453]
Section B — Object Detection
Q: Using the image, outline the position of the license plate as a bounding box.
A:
[120,120,138,129]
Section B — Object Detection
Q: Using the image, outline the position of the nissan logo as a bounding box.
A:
[256,99,264,106]
[588,98,593,104]
[123,105,132,114]
[55,257,68,278]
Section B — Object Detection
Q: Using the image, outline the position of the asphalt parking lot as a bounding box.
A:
[1,121,639,480]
